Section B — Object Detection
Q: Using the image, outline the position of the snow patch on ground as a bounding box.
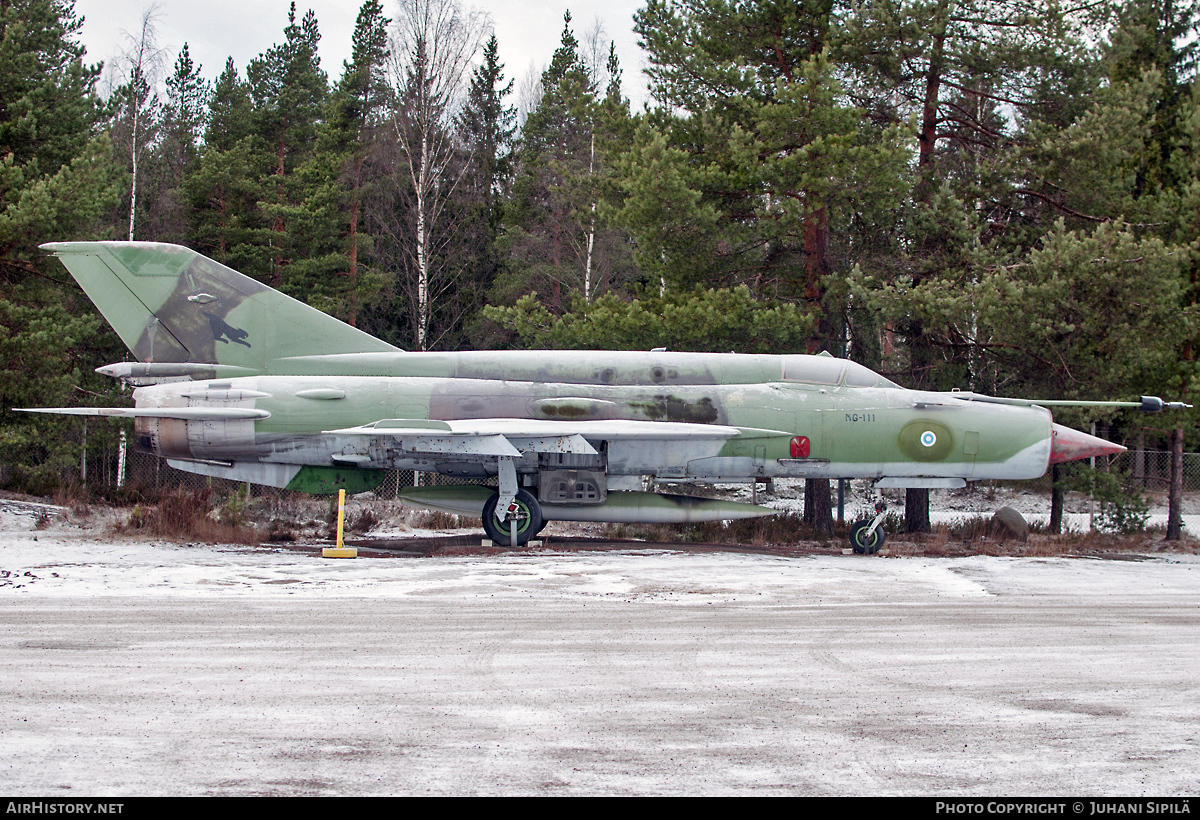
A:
[4,509,1200,795]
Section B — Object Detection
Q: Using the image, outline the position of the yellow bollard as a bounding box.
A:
[322,488,358,558]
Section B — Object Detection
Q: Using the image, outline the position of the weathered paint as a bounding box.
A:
[398,486,776,523]
[284,465,385,495]
[40,242,396,371]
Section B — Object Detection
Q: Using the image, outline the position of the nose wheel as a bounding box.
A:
[849,501,888,554]
[482,489,543,547]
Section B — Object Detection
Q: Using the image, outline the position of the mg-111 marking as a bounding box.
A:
[845,413,877,423]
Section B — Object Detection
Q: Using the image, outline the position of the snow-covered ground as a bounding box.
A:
[717,479,1200,534]
[1,503,1199,795]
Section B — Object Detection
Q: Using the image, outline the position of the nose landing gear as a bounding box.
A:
[849,500,888,554]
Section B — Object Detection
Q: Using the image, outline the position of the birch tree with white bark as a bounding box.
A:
[388,0,485,350]
[112,4,168,241]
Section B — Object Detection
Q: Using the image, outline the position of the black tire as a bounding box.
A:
[849,519,885,555]
[482,489,543,547]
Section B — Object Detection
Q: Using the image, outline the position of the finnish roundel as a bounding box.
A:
[898,420,953,462]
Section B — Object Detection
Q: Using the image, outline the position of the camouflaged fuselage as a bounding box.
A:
[128,367,1053,483]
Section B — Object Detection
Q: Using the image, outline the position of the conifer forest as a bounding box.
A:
[1,0,1198,508]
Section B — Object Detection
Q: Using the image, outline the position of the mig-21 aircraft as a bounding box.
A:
[19,242,1188,551]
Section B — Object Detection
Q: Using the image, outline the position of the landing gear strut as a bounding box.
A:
[849,501,888,555]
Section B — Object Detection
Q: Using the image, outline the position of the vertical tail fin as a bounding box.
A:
[41,241,399,370]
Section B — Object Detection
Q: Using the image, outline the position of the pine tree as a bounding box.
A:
[246,2,328,287]
[630,1,907,310]
[501,12,634,309]
[185,58,266,276]
[0,0,104,185]
[162,44,210,182]
[145,43,211,244]
[459,34,515,245]
[629,0,912,536]
[456,34,515,331]
[294,0,392,327]
[837,0,1102,531]
[0,0,121,488]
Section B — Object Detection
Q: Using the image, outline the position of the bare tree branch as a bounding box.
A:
[114,4,168,241]
[389,0,488,349]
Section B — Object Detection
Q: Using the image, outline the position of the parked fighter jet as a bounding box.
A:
[20,242,1188,550]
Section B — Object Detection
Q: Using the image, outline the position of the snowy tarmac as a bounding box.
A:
[2,524,1199,795]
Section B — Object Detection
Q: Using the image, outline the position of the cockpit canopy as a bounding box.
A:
[780,355,899,389]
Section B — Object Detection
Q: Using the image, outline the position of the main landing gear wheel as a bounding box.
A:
[482,489,543,547]
[849,519,886,554]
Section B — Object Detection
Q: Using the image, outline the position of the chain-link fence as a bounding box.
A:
[2,425,1196,501]
[0,427,495,502]
[1111,450,1199,491]
[1011,450,1200,494]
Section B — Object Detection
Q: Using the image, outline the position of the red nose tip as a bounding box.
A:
[1049,423,1127,464]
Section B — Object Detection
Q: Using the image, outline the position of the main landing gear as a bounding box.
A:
[483,456,544,547]
[482,488,543,547]
[849,501,888,554]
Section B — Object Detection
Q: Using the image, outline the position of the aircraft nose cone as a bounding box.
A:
[1049,423,1127,464]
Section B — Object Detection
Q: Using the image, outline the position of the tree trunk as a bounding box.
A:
[1167,427,1183,541]
[416,131,431,350]
[1050,464,1063,534]
[273,135,287,287]
[904,325,934,533]
[128,110,139,241]
[218,187,226,261]
[346,154,363,328]
[802,206,834,353]
[905,488,931,533]
[915,0,949,196]
[805,478,834,537]
[584,132,596,302]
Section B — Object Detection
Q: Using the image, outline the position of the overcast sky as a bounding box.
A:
[72,0,654,110]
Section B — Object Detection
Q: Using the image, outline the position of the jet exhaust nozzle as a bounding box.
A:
[1049,423,1126,464]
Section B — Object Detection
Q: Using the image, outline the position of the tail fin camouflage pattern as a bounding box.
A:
[41,242,399,371]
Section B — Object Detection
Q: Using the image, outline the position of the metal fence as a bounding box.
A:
[1113,449,1198,492]
[0,429,487,502]
[1017,450,1200,494]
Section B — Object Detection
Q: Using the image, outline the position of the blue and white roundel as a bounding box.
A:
[920,430,937,448]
